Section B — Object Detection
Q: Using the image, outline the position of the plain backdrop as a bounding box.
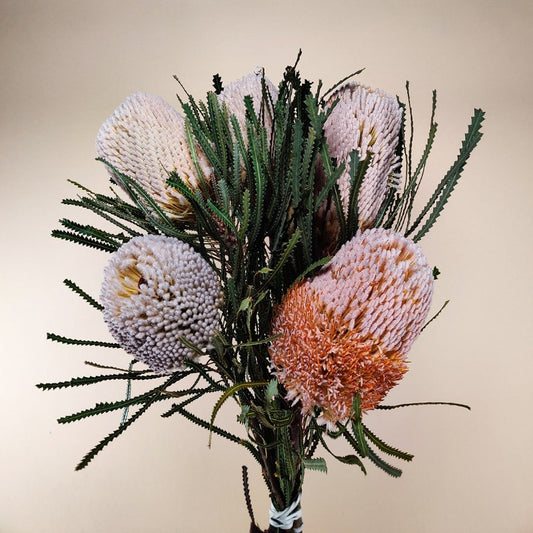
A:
[1,0,532,531]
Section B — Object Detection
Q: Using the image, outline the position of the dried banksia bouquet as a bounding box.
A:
[40,53,484,532]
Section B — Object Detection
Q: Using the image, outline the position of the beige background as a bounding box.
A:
[1,0,532,531]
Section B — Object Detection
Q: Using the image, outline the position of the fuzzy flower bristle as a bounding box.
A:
[322,82,403,232]
[101,235,222,373]
[96,92,213,220]
[269,228,433,429]
[218,69,278,141]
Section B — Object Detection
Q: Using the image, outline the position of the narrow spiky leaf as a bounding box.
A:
[406,109,485,241]
[363,425,413,462]
[47,333,120,348]
[58,391,155,424]
[168,404,261,463]
[303,457,328,473]
[51,230,117,252]
[376,401,470,410]
[63,279,104,311]
[209,381,268,446]
[366,445,403,478]
[318,429,366,473]
[75,400,156,470]
[59,219,126,247]
[36,372,162,390]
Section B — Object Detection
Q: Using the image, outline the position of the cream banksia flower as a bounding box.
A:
[100,235,222,373]
[269,228,433,430]
[322,82,403,231]
[218,69,278,141]
[96,92,213,220]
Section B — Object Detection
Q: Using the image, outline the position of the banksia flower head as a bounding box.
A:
[323,82,403,231]
[96,92,213,220]
[100,235,222,373]
[218,69,278,141]
[269,228,433,430]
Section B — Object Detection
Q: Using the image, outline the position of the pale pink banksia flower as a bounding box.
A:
[218,69,278,142]
[269,228,433,429]
[321,82,403,234]
[100,235,222,373]
[96,92,213,220]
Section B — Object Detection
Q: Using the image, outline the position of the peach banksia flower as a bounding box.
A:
[322,82,403,232]
[96,92,213,220]
[269,228,434,429]
[218,69,278,141]
[100,235,222,372]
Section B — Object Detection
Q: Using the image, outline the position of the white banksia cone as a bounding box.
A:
[218,69,278,141]
[101,235,222,373]
[96,92,213,220]
[322,82,403,232]
[270,228,433,430]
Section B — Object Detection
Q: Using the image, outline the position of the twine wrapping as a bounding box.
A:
[269,493,303,532]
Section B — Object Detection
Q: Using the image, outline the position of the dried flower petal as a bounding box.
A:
[322,83,403,231]
[96,92,213,220]
[101,235,222,372]
[270,228,433,429]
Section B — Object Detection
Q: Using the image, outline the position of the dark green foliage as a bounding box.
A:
[63,279,103,311]
[51,229,118,252]
[75,397,157,471]
[376,401,471,411]
[406,109,485,241]
[303,457,328,473]
[381,87,485,241]
[318,68,365,104]
[362,425,413,462]
[47,332,120,348]
[36,372,161,391]
[213,73,223,94]
[58,390,160,424]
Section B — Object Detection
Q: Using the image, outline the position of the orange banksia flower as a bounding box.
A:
[96,92,213,220]
[270,228,433,429]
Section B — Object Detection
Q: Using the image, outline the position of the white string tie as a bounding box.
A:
[269,493,303,532]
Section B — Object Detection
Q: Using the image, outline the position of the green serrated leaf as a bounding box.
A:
[303,457,328,473]
[209,381,268,446]
[350,394,369,457]
[318,426,366,474]
[58,391,154,424]
[366,445,403,478]
[293,255,331,284]
[75,401,152,470]
[376,401,470,410]
[257,229,302,293]
[47,333,120,348]
[63,279,104,311]
[362,425,413,462]
[406,109,485,241]
[51,230,117,252]
[265,379,278,403]
[238,297,252,314]
[36,372,162,390]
